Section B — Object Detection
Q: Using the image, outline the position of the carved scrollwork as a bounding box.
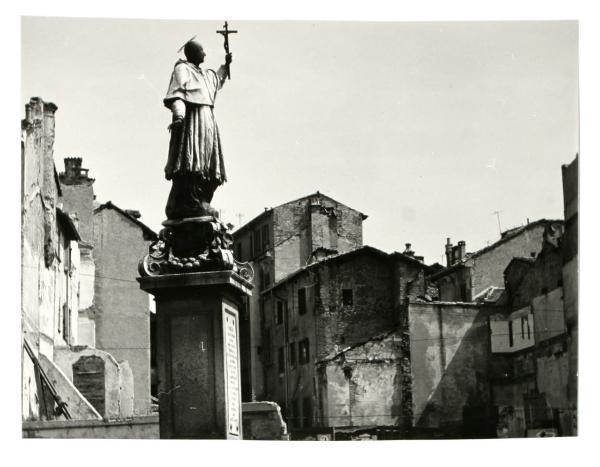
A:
[138,216,240,277]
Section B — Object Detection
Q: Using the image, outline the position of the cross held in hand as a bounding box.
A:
[216,21,237,80]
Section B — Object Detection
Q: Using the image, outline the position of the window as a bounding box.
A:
[508,320,514,347]
[521,317,525,339]
[298,288,307,315]
[276,301,284,325]
[342,288,353,306]
[299,338,310,364]
[261,224,270,250]
[460,284,468,302]
[289,342,296,367]
[235,242,242,261]
[264,270,271,288]
[278,347,285,375]
[253,229,261,256]
[527,316,531,339]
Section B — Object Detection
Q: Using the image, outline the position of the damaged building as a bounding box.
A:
[21,97,157,438]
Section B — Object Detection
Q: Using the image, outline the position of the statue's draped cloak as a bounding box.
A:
[164,60,227,184]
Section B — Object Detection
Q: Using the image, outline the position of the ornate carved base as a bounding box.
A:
[138,216,253,280]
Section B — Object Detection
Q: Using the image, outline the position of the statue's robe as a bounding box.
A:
[163,60,228,219]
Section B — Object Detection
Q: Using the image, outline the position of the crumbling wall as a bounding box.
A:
[316,253,394,359]
[319,330,406,428]
[242,401,287,440]
[408,302,493,436]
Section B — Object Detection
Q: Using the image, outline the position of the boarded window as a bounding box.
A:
[298,288,307,315]
[72,356,105,416]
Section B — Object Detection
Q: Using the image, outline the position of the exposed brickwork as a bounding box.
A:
[262,247,429,429]
[317,330,406,427]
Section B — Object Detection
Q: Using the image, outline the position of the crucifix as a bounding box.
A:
[216,21,238,80]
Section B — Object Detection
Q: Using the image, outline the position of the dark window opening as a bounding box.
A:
[342,288,353,306]
[299,338,310,364]
[298,288,307,315]
[261,224,270,250]
[253,229,261,256]
[508,320,514,347]
[235,242,242,261]
[460,284,468,302]
[527,317,531,340]
[521,317,525,339]
[289,342,296,367]
[276,301,284,325]
[278,347,285,374]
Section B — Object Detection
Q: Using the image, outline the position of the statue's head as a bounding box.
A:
[183,40,206,65]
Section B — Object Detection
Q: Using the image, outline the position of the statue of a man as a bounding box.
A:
[163,39,232,219]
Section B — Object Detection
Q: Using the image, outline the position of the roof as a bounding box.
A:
[233,191,368,236]
[317,327,402,365]
[263,245,435,294]
[428,218,563,281]
[56,207,81,241]
[94,201,158,240]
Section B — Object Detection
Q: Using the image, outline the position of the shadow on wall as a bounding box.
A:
[409,304,497,439]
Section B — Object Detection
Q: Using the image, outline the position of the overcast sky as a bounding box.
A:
[21,18,578,264]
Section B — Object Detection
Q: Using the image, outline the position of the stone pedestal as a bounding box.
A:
[138,270,252,439]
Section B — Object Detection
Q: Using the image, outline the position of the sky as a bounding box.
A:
[21,18,579,264]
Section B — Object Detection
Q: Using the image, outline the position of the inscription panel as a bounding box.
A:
[223,305,241,438]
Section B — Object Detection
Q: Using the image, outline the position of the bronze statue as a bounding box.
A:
[163,39,232,219]
[139,25,254,279]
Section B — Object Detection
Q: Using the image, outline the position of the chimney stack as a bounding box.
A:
[404,243,415,257]
[445,238,453,267]
[458,240,466,261]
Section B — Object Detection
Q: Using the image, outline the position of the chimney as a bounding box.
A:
[61,157,93,185]
[403,243,415,257]
[445,238,453,267]
[458,240,466,261]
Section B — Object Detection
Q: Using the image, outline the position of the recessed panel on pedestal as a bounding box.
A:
[223,303,241,439]
[169,311,215,437]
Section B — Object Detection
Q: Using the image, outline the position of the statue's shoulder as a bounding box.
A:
[173,59,190,70]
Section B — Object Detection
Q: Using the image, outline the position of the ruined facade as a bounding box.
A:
[488,221,573,437]
[232,192,367,401]
[59,160,157,416]
[430,219,563,302]
[21,98,157,433]
[21,98,133,423]
[261,245,432,429]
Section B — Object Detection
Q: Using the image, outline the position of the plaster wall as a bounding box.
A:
[93,208,151,415]
[409,302,492,434]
